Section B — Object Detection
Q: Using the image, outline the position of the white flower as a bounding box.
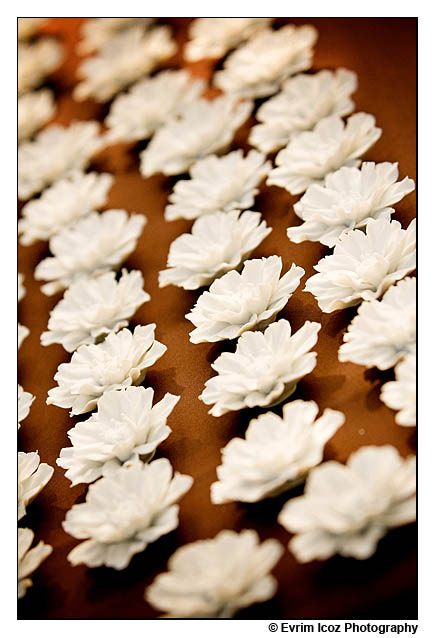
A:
[18,17,48,40]
[184,18,273,62]
[34,210,146,295]
[200,319,320,416]
[288,162,415,247]
[18,171,114,246]
[187,256,304,343]
[338,277,416,370]
[77,17,156,54]
[18,324,30,349]
[249,69,357,153]
[41,269,150,352]
[18,528,52,599]
[18,89,55,142]
[18,385,35,429]
[47,325,166,415]
[18,121,103,200]
[304,218,416,313]
[380,355,416,427]
[18,273,26,302]
[73,25,176,103]
[145,528,283,618]
[267,113,382,195]
[18,37,63,95]
[164,149,271,221]
[139,95,253,177]
[105,70,206,144]
[18,452,54,520]
[278,445,416,562]
[159,211,272,290]
[211,401,345,504]
[214,25,318,99]
[63,457,193,570]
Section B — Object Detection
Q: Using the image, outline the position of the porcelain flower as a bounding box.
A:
[304,218,416,313]
[267,113,382,195]
[18,37,63,95]
[380,355,416,427]
[184,17,273,62]
[18,273,26,302]
[211,401,345,504]
[34,210,146,295]
[47,325,166,415]
[159,211,272,290]
[145,529,283,618]
[278,445,416,562]
[18,324,29,349]
[105,70,206,144]
[18,17,48,40]
[18,452,54,520]
[63,457,193,570]
[338,277,416,370]
[214,24,318,99]
[41,269,150,352]
[139,95,253,177]
[18,121,103,200]
[288,162,415,247]
[164,149,271,221]
[19,171,114,246]
[18,385,35,429]
[74,25,176,103]
[77,17,155,54]
[18,89,55,142]
[18,528,52,599]
[200,319,320,416]
[249,69,357,153]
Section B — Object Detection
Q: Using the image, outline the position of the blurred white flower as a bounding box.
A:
[18,385,35,429]
[63,457,193,570]
[18,17,48,40]
[187,256,304,343]
[164,149,270,221]
[304,218,416,312]
[159,210,272,290]
[211,400,344,504]
[339,277,416,369]
[278,445,416,561]
[18,121,103,200]
[18,324,30,349]
[267,113,382,195]
[18,37,63,95]
[77,17,156,54]
[18,273,26,302]
[249,69,357,153]
[18,452,54,520]
[18,528,52,599]
[19,171,114,246]
[47,325,166,415]
[145,529,283,618]
[200,319,320,416]
[18,89,55,142]
[140,95,253,177]
[380,355,416,427]
[34,210,146,295]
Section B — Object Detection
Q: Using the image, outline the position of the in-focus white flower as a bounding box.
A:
[18,273,26,302]
[184,17,273,62]
[18,452,54,520]
[267,113,382,195]
[57,387,180,485]
[304,218,416,313]
[18,17,48,40]
[214,24,318,99]
[187,256,304,343]
[74,25,176,102]
[18,528,52,599]
[211,401,345,504]
[18,37,63,95]
[18,121,103,200]
[288,162,415,247]
[18,89,55,142]
[41,269,150,352]
[105,70,206,144]
[139,95,253,177]
[159,211,272,290]
[339,277,416,369]
[200,319,320,416]
[77,17,156,54]
[278,445,416,562]
[380,355,416,427]
[18,324,30,349]
[47,325,166,415]
[146,528,283,618]
[63,457,193,570]
[19,171,114,246]
[34,210,146,295]
[18,384,35,429]
[164,149,270,221]
[249,69,357,153]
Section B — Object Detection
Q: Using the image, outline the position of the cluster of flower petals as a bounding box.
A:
[18,528,52,599]
[18,17,48,40]
[18,89,56,142]
[77,17,156,54]
[18,385,35,429]
[18,452,54,520]
[18,324,30,349]
[18,37,63,95]
[380,355,416,427]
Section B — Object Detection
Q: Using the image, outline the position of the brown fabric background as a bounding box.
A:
[17,17,417,620]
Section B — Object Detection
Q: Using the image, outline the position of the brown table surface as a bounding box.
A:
[17,17,417,620]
